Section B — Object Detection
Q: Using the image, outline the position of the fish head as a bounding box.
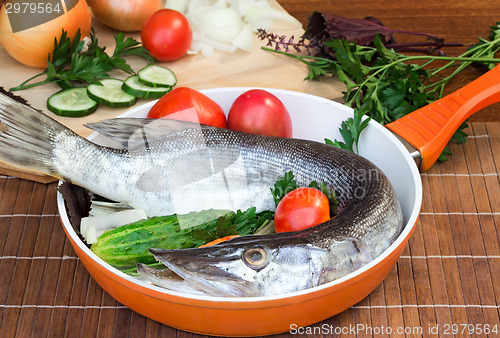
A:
[148,235,332,297]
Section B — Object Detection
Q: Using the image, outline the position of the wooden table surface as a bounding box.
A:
[0,1,499,337]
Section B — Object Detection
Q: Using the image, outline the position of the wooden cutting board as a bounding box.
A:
[0,1,345,183]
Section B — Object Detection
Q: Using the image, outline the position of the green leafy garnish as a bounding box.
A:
[189,215,237,244]
[270,171,298,206]
[232,208,275,236]
[189,207,275,244]
[260,20,500,158]
[325,108,371,153]
[11,29,153,92]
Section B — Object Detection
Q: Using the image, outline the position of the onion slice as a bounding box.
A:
[231,23,254,53]
[243,6,303,30]
[166,0,302,56]
[81,208,147,244]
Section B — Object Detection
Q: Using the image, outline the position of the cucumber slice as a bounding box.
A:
[138,65,177,88]
[87,79,137,108]
[47,87,98,117]
[122,75,171,99]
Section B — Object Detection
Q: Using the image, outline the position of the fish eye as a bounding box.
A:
[242,247,269,270]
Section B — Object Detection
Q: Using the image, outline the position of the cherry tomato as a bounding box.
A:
[147,87,227,128]
[141,9,192,62]
[274,187,330,233]
[227,89,292,137]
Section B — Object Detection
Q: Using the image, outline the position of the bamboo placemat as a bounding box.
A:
[0,122,499,337]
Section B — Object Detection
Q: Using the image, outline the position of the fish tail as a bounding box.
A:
[0,92,76,177]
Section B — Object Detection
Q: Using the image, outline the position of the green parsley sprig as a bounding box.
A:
[11,29,154,92]
[189,207,275,244]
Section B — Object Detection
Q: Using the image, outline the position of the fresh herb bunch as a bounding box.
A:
[259,16,500,158]
[11,29,154,92]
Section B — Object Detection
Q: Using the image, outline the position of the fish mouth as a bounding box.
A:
[136,263,208,296]
[148,247,258,297]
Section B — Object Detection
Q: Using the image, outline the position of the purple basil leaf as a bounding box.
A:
[321,13,395,45]
[58,181,91,240]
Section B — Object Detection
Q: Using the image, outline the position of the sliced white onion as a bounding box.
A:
[164,0,188,13]
[89,200,134,216]
[81,208,148,244]
[188,41,215,57]
[243,7,302,30]
[169,0,302,56]
[85,223,98,245]
[196,7,243,43]
[229,0,270,17]
[231,23,254,53]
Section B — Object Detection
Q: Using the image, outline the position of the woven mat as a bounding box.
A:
[0,122,499,337]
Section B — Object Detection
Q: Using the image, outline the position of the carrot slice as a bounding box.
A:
[199,235,240,247]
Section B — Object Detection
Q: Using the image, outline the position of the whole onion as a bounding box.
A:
[88,0,162,32]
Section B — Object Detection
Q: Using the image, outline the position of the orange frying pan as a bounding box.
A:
[58,63,500,336]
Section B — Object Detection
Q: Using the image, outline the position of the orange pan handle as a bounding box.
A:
[386,63,500,171]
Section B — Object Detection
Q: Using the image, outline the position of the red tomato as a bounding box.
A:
[227,89,292,137]
[274,187,330,233]
[147,87,227,128]
[141,9,192,62]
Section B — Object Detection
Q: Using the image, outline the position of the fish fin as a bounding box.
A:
[0,87,41,112]
[0,93,71,177]
[319,237,374,284]
[347,237,374,270]
[85,118,206,149]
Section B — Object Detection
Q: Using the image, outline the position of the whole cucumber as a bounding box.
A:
[91,209,233,269]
